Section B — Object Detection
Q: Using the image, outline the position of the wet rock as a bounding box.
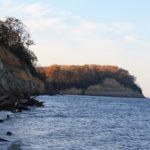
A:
[7,131,13,136]
[0,120,4,123]
[0,95,44,112]
[7,114,10,118]
[16,105,30,111]
[25,98,44,107]
[0,138,8,142]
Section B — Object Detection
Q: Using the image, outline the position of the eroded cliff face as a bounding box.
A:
[0,46,44,97]
[61,78,144,98]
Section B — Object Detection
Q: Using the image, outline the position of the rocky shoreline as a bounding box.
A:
[0,95,44,142]
[0,95,44,112]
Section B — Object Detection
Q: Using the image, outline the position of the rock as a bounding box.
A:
[6,131,13,136]
[16,105,30,111]
[7,114,10,118]
[0,95,44,112]
[0,98,31,111]
[0,138,8,142]
[0,119,4,123]
[25,98,44,107]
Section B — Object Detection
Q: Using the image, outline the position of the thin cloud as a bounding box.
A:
[79,20,110,31]
[1,1,136,40]
[22,3,54,16]
[2,0,12,9]
[113,22,135,34]
[26,17,63,31]
[124,35,138,43]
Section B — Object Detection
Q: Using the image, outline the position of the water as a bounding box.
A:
[0,95,150,150]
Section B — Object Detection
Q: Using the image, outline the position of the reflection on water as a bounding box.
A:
[0,95,150,150]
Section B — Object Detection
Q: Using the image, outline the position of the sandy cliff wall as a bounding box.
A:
[61,78,144,98]
[0,46,44,97]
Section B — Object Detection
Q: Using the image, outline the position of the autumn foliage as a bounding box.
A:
[37,65,142,94]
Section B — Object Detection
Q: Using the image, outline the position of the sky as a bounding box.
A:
[0,0,150,97]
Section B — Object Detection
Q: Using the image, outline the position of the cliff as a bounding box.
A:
[37,65,144,98]
[0,45,44,97]
[61,78,144,98]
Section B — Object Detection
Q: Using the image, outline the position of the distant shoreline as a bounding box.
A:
[58,93,145,99]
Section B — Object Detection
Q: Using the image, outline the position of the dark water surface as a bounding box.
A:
[0,95,150,150]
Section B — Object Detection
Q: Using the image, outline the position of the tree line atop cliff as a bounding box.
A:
[37,65,142,94]
[0,17,37,75]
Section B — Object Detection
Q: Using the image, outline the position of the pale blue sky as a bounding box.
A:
[0,0,150,97]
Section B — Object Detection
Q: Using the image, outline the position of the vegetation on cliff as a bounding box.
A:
[37,65,142,95]
[0,17,37,75]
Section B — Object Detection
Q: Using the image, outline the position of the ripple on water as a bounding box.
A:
[0,95,150,150]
